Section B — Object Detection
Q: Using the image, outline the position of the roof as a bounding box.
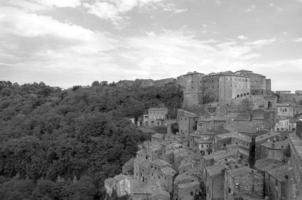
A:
[150,190,170,199]
[289,133,302,160]
[203,150,239,161]
[152,133,164,139]
[205,164,225,177]
[217,132,251,143]
[152,159,170,167]
[199,115,226,122]
[255,158,283,172]
[276,103,294,107]
[234,112,251,121]
[267,164,291,182]
[131,181,160,194]
[114,174,131,182]
[261,139,289,150]
[227,167,257,177]
[161,167,176,176]
[174,174,197,185]
[252,109,265,120]
[256,132,281,143]
[178,180,200,189]
[178,109,198,118]
[149,107,168,111]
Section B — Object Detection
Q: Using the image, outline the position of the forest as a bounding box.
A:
[0,80,182,200]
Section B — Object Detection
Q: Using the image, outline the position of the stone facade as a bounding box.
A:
[178,70,273,109]
[276,103,295,119]
[205,164,226,200]
[235,70,268,95]
[224,167,264,200]
[202,71,250,105]
[148,107,168,126]
[178,72,205,109]
[177,109,199,137]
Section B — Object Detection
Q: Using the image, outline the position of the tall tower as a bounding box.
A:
[177,71,204,109]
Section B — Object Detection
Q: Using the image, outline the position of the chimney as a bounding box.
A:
[296,120,302,139]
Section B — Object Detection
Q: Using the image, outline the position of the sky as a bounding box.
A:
[0,0,301,90]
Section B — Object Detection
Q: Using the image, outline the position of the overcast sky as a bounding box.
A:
[0,0,301,90]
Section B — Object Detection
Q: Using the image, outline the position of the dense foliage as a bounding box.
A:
[0,80,182,200]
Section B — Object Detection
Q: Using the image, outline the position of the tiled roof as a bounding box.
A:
[261,139,289,150]
[217,132,252,142]
[234,112,251,121]
[267,164,291,182]
[152,159,171,167]
[205,164,225,177]
[255,158,283,172]
[174,174,198,185]
[161,167,176,176]
[227,167,256,177]
[178,180,200,189]
[255,132,281,143]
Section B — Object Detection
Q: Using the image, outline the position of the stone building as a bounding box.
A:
[177,109,199,137]
[189,131,214,155]
[258,139,289,161]
[150,159,176,193]
[235,70,269,95]
[214,132,251,156]
[276,103,295,119]
[255,132,284,160]
[255,159,292,200]
[147,107,168,126]
[202,71,251,105]
[197,116,227,132]
[274,118,297,132]
[205,164,226,200]
[177,71,205,108]
[287,120,302,199]
[224,167,264,200]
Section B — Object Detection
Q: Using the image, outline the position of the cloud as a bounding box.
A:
[249,59,302,91]
[237,35,248,40]
[246,38,276,48]
[31,0,82,8]
[293,38,302,42]
[0,8,95,41]
[6,0,82,11]
[245,5,256,13]
[83,0,184,24]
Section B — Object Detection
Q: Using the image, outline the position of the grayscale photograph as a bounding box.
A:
[0,0,302,200]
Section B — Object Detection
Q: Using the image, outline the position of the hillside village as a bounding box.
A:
[104,70,302,200]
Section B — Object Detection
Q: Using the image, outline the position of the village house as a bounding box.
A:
[197,115,227,132]
[274,118,297,132]
[224,167,264,200]
[276,103,295,118]
[255,131,285,160]
[214,132,251,154]
[189,132,214,155]
[255,159,291,200]
[148,107,169,126]
[177,109,199,137]
[205,164,226,200]
[258,139,289,161]
[104,175,133,197]
[287,120,302,199]
[175,180,201,200]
